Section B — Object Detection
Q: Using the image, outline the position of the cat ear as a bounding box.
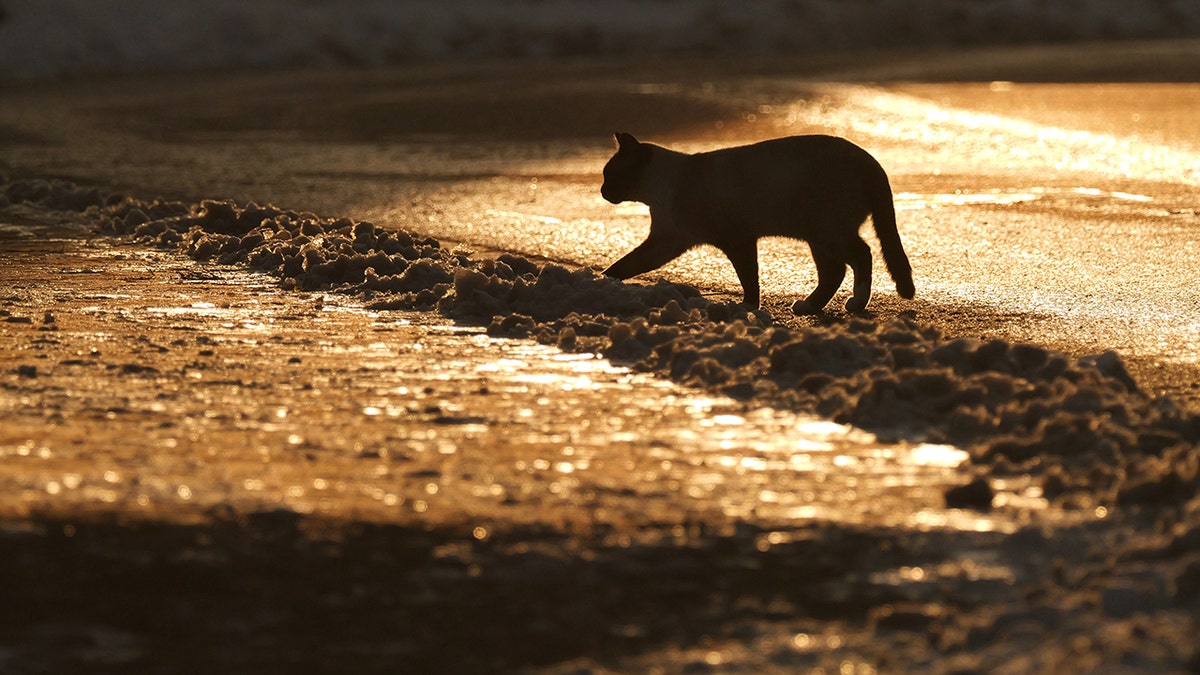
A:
[614,132,639,149]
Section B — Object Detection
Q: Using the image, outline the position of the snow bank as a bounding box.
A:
[2,0,1198,79]
[6,175,1198,511]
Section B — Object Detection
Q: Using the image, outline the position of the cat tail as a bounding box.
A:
[866,167,915,299]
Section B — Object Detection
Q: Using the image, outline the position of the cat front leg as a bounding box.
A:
[603,233,690,281]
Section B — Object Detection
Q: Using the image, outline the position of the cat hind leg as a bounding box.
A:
[721,241,761,309]
[843,236,872,313]
[792,245,845,315]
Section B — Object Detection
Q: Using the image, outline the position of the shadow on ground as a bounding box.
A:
[0,512,984,673]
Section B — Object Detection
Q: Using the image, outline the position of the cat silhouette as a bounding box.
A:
[601,133,914,313]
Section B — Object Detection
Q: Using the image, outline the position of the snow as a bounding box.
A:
[2,0,1198,80]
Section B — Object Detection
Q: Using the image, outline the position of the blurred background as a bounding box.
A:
[2,0,1199,80]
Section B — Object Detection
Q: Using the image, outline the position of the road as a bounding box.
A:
[3,47,1198,403]
[2,44,1200,671]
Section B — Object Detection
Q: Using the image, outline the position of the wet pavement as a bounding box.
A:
[2,56,1197,403]
[2,46,1200,672]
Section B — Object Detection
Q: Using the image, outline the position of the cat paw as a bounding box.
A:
[791,299,823,316]
[844,296,869,313]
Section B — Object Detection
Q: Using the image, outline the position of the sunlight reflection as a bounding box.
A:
[661,400,1044,532]
[908,444,970,468]
[789,85,1200,186]
[894,186,1155,211]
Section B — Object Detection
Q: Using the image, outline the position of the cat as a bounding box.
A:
[600,132,914,314]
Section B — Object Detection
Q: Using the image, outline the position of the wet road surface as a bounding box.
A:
[2,54,1197,402]
[2,45,1200,672]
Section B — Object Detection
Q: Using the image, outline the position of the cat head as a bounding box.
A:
[601,132,651,204]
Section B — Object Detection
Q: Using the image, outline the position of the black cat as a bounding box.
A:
[601,133,914,313]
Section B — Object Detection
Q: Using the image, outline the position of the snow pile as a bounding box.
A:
[1,0,1198,79]
[5,175,1200,510]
